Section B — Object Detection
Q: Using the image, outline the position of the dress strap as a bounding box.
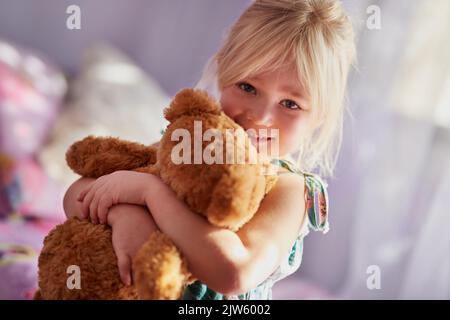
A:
[270,158,330,234]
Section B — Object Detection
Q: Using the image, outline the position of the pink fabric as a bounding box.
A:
[0,40,67,221]
[13,158,66,222]
[0,62,59,159]
[0,216,58,299]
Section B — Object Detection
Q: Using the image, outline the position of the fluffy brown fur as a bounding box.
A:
[36,88,277,300]
[36,218,139,299]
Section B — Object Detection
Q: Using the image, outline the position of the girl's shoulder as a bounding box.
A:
[270,157,330,235]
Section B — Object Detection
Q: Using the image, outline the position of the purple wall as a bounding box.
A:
[0,0,251,96]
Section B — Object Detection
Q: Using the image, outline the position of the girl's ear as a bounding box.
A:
[163,88,222,123]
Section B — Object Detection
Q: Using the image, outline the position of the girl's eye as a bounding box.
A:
[237,82,257,95]
[281,99,301,110]
[237,82,303,110]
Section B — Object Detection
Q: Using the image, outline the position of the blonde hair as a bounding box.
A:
[196,0,356,178]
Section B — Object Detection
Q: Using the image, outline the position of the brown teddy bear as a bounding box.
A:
[35,88,278,300]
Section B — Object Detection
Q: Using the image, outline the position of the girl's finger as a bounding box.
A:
[117,254,132,286]
[98,196,113,224]
[79,176,108,202]
[77,184,93,202]
[81,188,96,218]
[89,190,101,224]
[92,184,110,224]
[76,201,85,219]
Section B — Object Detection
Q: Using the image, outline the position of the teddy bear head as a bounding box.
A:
[155,88,277,231]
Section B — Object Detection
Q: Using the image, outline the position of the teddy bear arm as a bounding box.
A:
[65,136,158,178]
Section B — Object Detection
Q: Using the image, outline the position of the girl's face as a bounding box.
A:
[219,64,311,157]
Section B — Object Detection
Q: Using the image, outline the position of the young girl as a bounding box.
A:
[63,0,356,300]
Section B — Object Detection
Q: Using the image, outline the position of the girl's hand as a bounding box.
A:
[77,170,155,224]
[109,205,158,285]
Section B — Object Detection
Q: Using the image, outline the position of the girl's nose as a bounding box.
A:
[246,103,273,126]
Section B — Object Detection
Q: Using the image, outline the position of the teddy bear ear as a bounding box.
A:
[163,88,222,122]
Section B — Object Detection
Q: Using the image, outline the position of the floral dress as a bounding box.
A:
[182,157,330,300]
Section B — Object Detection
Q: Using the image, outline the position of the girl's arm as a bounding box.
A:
[63,176,159,285]
[144,173,306,295]
[78,170,306,295]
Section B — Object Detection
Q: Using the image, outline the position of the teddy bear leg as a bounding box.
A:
[132,231,192,300]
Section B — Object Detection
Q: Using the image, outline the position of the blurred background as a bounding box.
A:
[0,0,449,299]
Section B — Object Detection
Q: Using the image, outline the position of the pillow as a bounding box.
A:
[0,39,67,159]
[38,44,171,188]
[0,217,57,299]
[0,155,65,221]
[0,39,67,220]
